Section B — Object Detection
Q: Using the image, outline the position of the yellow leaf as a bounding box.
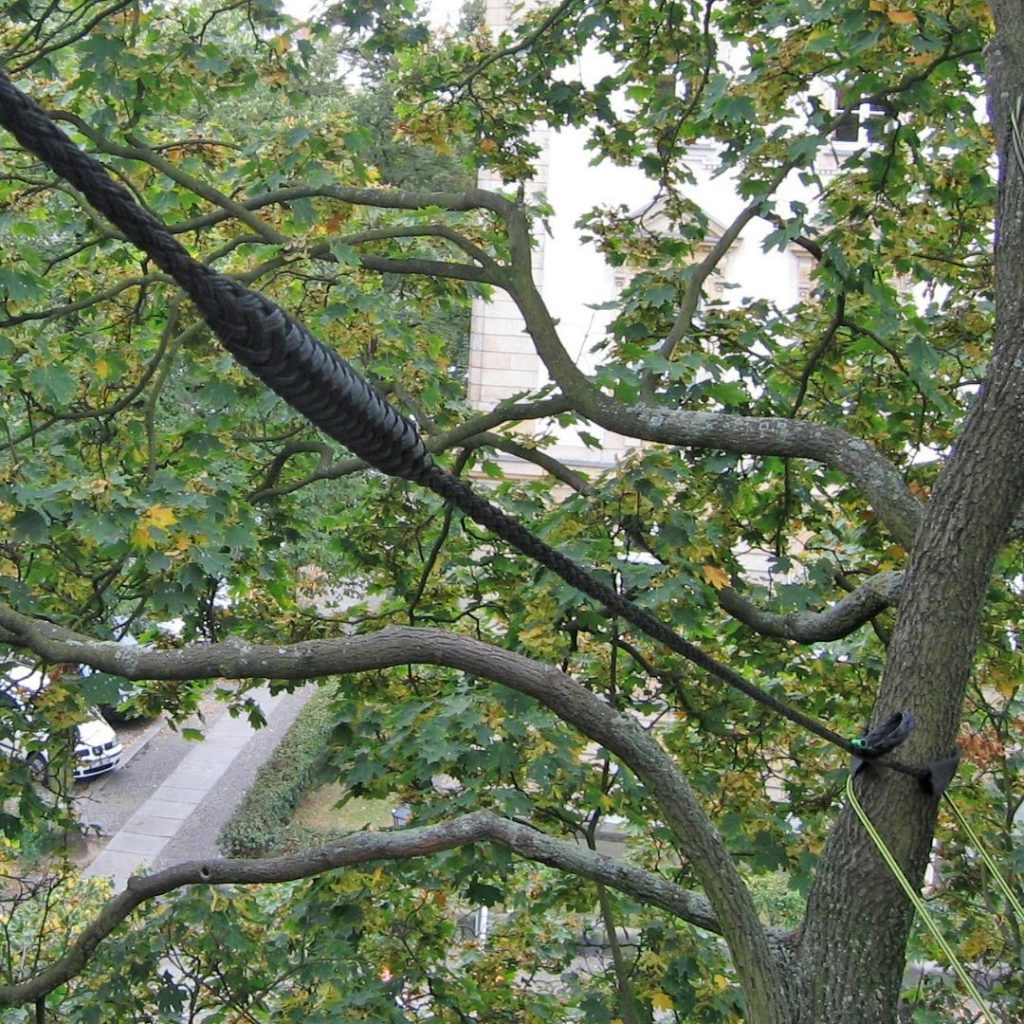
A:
[131,522,154,549]
[961,928,992,959]
[651,991,675,1011]
[702,564,730,590]
[131,504,177,548]
[145,504,177,529]
[994,676,1017,700]
[887,9,917,24]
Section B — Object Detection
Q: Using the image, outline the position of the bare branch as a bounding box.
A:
[652,156,810,381]
[579,400,924,549]
[344,252,495,284]
[789,295,846,418]
[293,183,521,219]
[314,224,499,271]
[0,810,719,1007]
[465,433,595,494]
[249,441,335,497]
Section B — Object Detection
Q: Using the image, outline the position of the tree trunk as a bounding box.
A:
[790,7,1024,1021]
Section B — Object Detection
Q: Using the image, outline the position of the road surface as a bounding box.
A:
[72,684,315,888]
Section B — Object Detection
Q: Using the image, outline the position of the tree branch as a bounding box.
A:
[6,1,137,74]
[658,161,797,364]
[452,0,583,90]
[578,400,924,549]
[0,610,783,1001]
[0,810,720,1007]
[343,252,496,284]
[789,295,846,418]
[0,274,170,329]
[718,571,904,642]
[48,114,288,245]
[464,432,595,494]
[314,224,499,271]
[248,395,574,500]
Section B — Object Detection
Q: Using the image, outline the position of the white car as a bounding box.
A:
[0,663,123,781]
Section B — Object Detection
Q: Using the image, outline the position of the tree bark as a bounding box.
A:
[794,7,1024,1021]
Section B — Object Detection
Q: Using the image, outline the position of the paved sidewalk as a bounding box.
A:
[83,685,289,891]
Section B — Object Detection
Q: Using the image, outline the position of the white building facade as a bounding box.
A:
[467,1,846,476]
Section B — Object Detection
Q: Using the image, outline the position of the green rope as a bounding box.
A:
[1010,94,1024,177]
[944,793,1024,924]
[844,774,997,1024]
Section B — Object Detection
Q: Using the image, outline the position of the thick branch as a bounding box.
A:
[0,810,719,1007]
[347,252,495,283]
[578,400,924,548]
[314,224,499,270]
[285,182,521,219]
[0,610,784,1005]
[718,571,904,642]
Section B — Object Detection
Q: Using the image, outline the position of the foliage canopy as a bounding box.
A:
[1,1,1023,1022]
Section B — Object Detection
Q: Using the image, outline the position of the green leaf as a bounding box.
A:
[10,508,49,541]
[28,365,76,405]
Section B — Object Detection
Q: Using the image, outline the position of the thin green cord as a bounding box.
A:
[845,774,997,1024]
[944,792,1024,923]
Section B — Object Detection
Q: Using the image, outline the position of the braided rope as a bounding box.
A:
[0,69,859,754]
[0,73,431,482]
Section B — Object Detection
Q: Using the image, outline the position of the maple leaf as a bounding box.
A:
[131,504,177,548]
[702,564,730,590]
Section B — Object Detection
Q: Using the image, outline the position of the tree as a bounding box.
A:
[0,1,1022,1022]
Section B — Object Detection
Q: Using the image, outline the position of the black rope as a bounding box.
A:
[0,69,862,756]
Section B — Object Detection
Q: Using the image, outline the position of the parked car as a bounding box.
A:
[0,663,123,781]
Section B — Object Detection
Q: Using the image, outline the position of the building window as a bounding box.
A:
[795,250,815,303]
[833,91,891,145]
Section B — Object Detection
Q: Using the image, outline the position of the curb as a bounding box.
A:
[115,715,167,770]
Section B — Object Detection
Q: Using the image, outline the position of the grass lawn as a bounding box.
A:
[291,782,395,832]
